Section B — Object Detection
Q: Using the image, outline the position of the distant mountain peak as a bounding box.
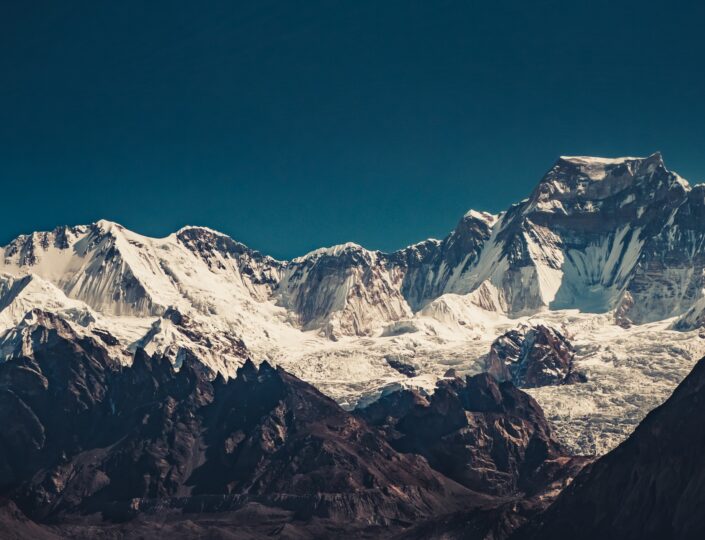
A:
[175,224,230,238]
[293,241,368,262]
[463,208,498,223]
[552,152,668,181]
[93,218,124,233]
[526,152,687,218]
[557,153,660,165]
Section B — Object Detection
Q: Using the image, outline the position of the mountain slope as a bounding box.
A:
[278,242,412,337]
[0,274,92,332]
[515,355,705,540]
[0,332,503,537]
[356,373,588,497]
[389,210,497,310]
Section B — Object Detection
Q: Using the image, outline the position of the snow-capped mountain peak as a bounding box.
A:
[463,208,498,223]
[293,241,368,262]
[174,224,231,238]
[528,152,685,213]
[93,218,124,233]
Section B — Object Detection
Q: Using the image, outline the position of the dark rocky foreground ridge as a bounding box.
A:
[0,317,586,539]
[0,316,703,539]
[355,374,588,497]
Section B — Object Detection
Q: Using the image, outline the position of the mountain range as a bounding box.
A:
[1,153,705,537]
[2,153,705,455]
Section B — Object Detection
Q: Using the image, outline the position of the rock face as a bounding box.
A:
[389,210,497,310]
[0,499,59,540]
[515,356,705,540]
[0,330,491,536]
[4,352,705,539]
[464,153,690,316]
[176,226,284,299]
[485,324,584,388]
[356,373,587,497]
[277,243,412,338]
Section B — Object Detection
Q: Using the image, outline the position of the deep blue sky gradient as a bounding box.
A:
[1,0,704,258]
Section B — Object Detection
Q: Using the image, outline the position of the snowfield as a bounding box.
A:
[274,307,705,455]
[522,313,705,454]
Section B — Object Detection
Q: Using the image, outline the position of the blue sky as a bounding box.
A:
[1,0,703,258]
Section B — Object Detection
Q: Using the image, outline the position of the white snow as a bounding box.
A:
[293,242,366,261]
[463,209,498,225]
[559,156,644,165]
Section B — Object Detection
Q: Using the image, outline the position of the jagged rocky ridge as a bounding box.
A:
[393,354,705,539]
[4,322,704,539]
[0,324,585,538]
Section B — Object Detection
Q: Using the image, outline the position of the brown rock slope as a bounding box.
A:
[356,373,587,497]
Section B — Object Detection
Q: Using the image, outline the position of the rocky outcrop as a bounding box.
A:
[485,324,585,388]
[385,355,418,377]
[0,499,58,540]
[514,356,705,540]
[357,373,588,497]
